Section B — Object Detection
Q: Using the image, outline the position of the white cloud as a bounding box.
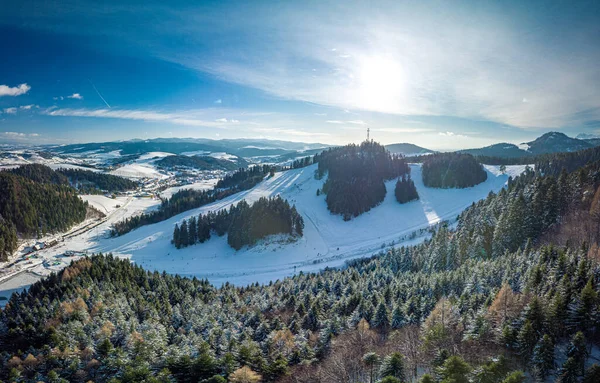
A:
[0,83,30,97]
[215,118,239,123]
[149,1,600,130]
[42,107,247,129]
[214,99,222,104]
[347,120,366,125]
[3,131,39,137]
[67,93,83,100]
[3,108,17,114]
[326,120,344,124]
[252,127,330,137]
[19,104,36,110]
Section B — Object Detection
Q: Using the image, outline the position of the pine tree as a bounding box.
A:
[517,320,537,360]
[558,357,579,383]
[532,334,554,380]
[379,352,405,382]
[180,220,189,248]
[391,305,405,329]
[437,355,471,383]
[373,301,390,329]
[172,224,181,248]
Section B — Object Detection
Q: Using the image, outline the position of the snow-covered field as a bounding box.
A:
[62,163,524,286]
[159,179,219,199]
[2,163,528,291]
[109,163,168,179]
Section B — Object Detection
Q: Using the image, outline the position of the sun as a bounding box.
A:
[356,56,406,112]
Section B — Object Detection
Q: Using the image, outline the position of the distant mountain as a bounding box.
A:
[458,132,600,159]
[523,132,593,155]
[385,143,434,156]
[460,143,531,158]
[576,133,600,140]
[52,138,331,161]
[155,155,246,171]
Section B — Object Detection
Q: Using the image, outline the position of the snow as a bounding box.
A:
[67,163,526,286]
[0,272,41,307]
[81,195,129,215]
[1,163,529,294]
[159,179,219,199]
[180,150,210,156]
[209,152,239,161]
[109,163,168,179]
[47,164,102,172]
[137,152,175,161]
[518,143,530,151]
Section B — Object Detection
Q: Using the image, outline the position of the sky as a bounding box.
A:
[0,0,599,150]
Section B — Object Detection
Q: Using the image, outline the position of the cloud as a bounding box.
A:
[252,127,330,137]
[214,99,222,104]
[42,107,247,129]
[3,108,17,114]
[67,93,83,100]
[0,83,30,97]
[326,120,344,124]
[19,104,36,110]
[438,131,468,138]
[140,1,600,130]
[3,131,39,137]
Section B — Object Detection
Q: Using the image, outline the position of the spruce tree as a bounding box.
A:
[532,334,554,380]
[379,352,405,382]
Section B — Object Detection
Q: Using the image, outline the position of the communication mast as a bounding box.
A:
[367,127,370,141]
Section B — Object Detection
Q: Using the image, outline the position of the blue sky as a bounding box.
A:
[0,0,599,149]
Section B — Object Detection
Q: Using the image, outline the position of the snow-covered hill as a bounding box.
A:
[73,163,523,285]
[13,163,527,287]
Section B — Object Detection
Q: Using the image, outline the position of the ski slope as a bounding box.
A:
[65,163,526,286]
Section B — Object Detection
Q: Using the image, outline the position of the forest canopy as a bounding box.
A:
[173,196,304,250]
[0,170,88,260]
[421,153,487,188]
[315,141,410,219]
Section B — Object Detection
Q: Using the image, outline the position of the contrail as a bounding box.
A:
[88,79,111,108]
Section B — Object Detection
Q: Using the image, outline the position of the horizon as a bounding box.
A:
[1,0,599,150]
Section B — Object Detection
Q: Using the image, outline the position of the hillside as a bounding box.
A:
[385,143,434,156]
[155,154,245,171]
[4,151,600,383]
[460,143,531,158]
[522,131,593,154]
[0,171,88,260]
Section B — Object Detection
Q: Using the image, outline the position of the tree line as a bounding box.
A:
[173,196,304,250]
[395,175,419,204]
[0,170,88,261]
[8,164,138,193]
[315,141,410,220]
[111,165,273,236]
[421,153,487,188]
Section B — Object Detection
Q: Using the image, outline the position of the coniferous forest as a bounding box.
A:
[0,170,88,261]
[395,175,419,204]
[111,165,273,236]
[421,153,488,188]
[173,196,304,250]
[9,164,138,193]
[6,148,600,382]
[316,141,410,219]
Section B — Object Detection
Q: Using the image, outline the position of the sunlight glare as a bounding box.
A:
[357,56,406,112]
